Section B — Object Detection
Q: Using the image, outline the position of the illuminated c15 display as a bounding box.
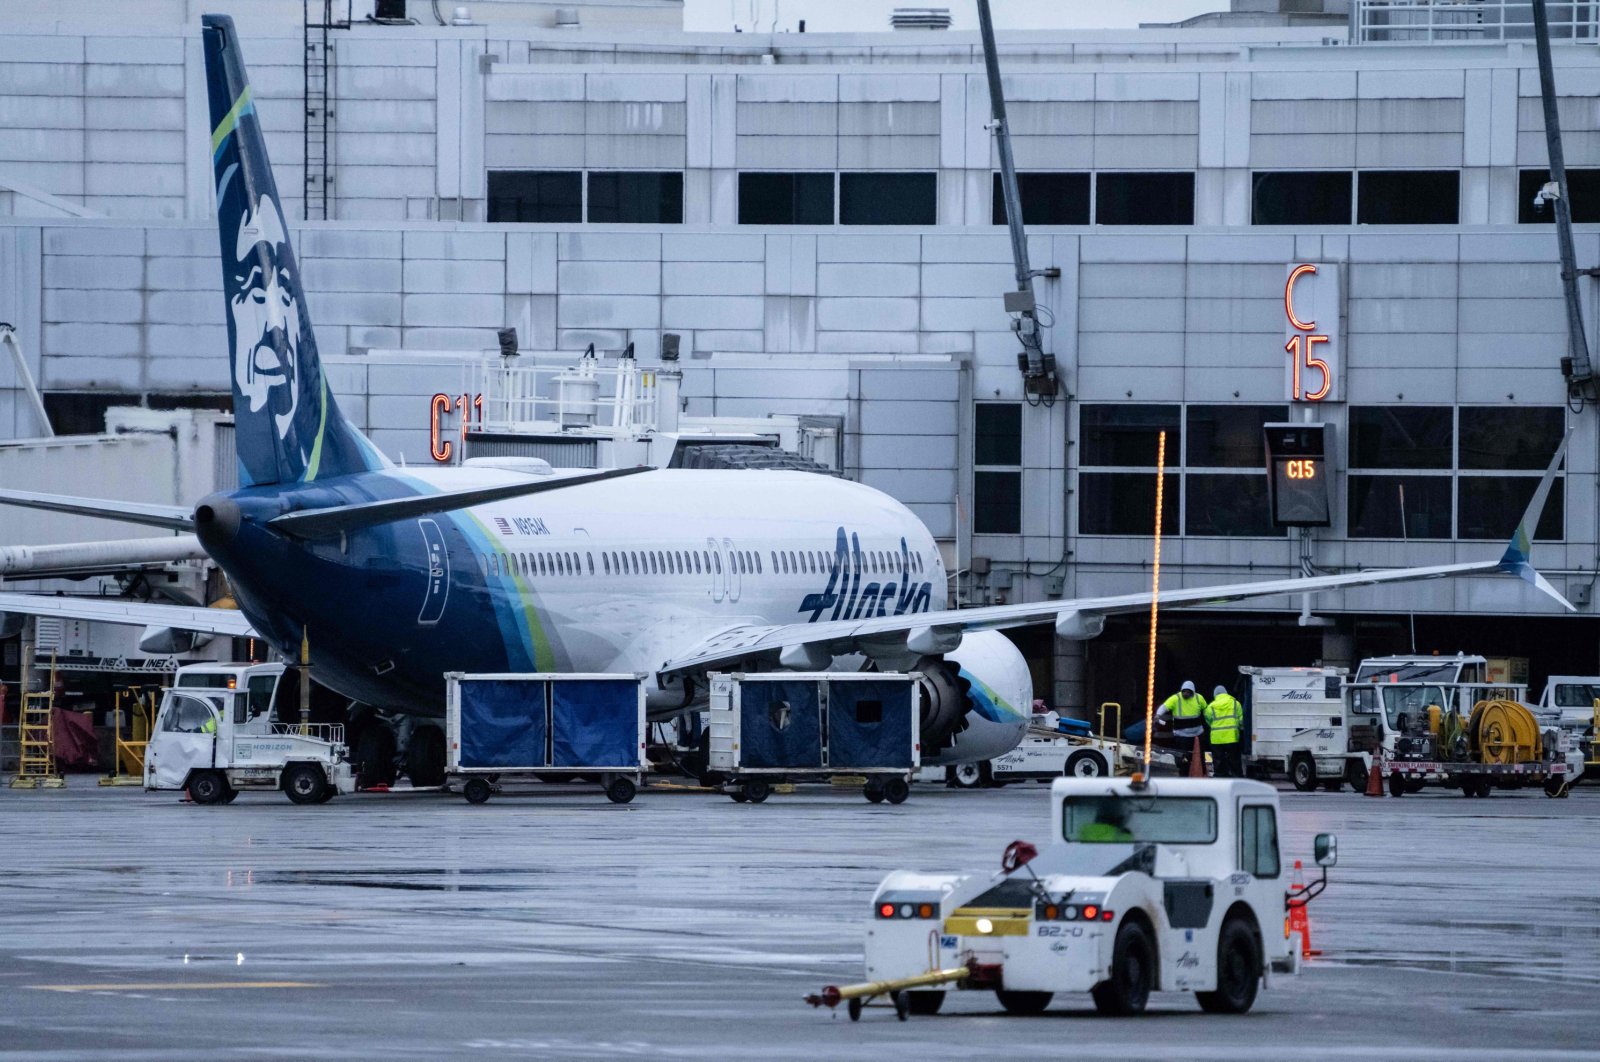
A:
[1264,423,1332,528]
[1283,263,1340,404]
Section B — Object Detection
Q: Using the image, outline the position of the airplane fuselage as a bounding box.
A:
[201,465,949,719]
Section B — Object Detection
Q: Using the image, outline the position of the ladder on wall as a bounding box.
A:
[303,0,351,221]
[10,653,64,789]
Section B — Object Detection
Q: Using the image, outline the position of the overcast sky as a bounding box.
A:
[684,0,1223,33]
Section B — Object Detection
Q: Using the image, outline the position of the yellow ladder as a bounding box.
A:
[11,653,64,789]
[100,687,155,787]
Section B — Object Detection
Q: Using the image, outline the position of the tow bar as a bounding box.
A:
[805,965,972,1021]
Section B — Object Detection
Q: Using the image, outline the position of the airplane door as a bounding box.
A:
[706,536,724,602]
[722,537,741,602]
[417,518,450,625]
[145,692,219,789]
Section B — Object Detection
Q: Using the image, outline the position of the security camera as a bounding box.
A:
[1533,180,1560,212]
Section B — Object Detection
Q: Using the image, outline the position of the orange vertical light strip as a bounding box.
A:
[1143,429,1167,772]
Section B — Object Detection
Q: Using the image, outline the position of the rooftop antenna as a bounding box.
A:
[976,0,1059,407]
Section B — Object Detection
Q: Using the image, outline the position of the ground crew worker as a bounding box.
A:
[1205,685,1244,777]
[201,713,218,735]
[1156,680,1208,774]
[1074,798,1134,843]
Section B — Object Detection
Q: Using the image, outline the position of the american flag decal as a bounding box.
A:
[494,517,513,535]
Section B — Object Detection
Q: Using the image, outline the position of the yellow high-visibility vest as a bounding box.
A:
[1205,694,1243,745]
[1163,691,1207,720]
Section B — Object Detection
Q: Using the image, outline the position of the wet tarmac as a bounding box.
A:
[1,778,1597,1061]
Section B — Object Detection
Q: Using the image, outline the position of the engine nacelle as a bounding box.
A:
[918,629,1033,765]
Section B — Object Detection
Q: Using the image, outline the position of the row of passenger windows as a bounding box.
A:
[488,167,1600,227]
[482,547,929,579]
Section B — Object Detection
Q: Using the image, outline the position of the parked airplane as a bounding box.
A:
[0,15,1572,785]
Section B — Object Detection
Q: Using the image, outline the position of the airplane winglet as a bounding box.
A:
[1496,430,1574,611]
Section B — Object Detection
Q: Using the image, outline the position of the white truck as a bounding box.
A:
[144,664,356,805]
[1239,666,1347,783]
[840,777,1333,1018]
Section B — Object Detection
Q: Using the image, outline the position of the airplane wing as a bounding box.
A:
[0,593,256,637]
[0,535,209,578]
[660,436,1573,678]
[0,488,193,532]
[657,558,1504,676]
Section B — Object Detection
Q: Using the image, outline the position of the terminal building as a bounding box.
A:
[1,0,1598,716]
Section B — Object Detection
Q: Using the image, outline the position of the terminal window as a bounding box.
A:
[1095,172,1194,226]
[1348,405,1565,540]
[974,402,1023,535]
[1251,171,1353,226]
[487,171,582,223]
[1518,169,1600,224]
[992,172,1090,226]
[839,172,937,225]
[587,171,683,224]
[1356,170,1460,225]
[739,172,835,225]
[1078,472,1179,536]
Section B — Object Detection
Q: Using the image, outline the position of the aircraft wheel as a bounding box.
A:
[605,777,637,804]
[463,777,492,804]
[905,991,944,1015]
[282,763,327,805]
[995,990,1052,1015]
[189,771,229,806]
[1290,754,1317,792]
[406,727,447,788]
[948,762,986,789]
[1091,919,1154,1016]
[882,777,911,804]
[353,725,397,788]
[1066,750,1106,778]
[1196,917,1262,1014]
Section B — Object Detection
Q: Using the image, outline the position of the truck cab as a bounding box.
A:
[144,679,355,805]
[172,662,287,736]
[864,777,1332,1016]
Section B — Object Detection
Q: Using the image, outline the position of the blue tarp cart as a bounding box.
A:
[444,672,646,804]
[706,671,922,804]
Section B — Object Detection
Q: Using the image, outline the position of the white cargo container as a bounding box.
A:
[1238,666,1347,778]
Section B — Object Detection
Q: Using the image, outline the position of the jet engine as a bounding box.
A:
[917,629,1033,765]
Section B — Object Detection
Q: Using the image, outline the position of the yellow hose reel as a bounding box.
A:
[1469,700,1542,765]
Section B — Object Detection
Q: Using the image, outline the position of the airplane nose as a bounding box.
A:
[193,493,242,546]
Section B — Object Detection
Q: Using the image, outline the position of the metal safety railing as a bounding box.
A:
[470,353,660,436]
[100,687,157,787]
[268,722,345,744]
[1353,0,1600,43]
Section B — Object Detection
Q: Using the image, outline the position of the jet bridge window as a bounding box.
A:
[1239,805,1280,878]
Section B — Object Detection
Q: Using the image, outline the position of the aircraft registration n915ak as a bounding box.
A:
[0,14,1572,784]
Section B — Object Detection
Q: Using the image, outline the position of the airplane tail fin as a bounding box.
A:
[1497,430,1574,611]
[201,15,385,487]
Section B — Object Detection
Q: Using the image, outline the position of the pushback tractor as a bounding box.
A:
[144,682,356,805]
[811,776,1334,1019]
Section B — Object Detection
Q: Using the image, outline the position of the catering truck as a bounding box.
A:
[814,776,1334,1019]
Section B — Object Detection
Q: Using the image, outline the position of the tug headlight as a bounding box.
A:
[975,917,994,935]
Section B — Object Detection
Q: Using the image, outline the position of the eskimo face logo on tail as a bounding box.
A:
[228,193,300,441]
[798,528,932,623]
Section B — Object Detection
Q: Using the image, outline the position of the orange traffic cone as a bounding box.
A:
[1188,735,1206,778]
[1285,860,1321,958]
[1364,758,1384,798]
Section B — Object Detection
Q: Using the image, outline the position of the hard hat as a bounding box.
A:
[1213,685,1227,697]
[1181,680,1195,693]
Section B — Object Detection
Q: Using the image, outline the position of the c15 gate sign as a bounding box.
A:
[1284,263,1340,404]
